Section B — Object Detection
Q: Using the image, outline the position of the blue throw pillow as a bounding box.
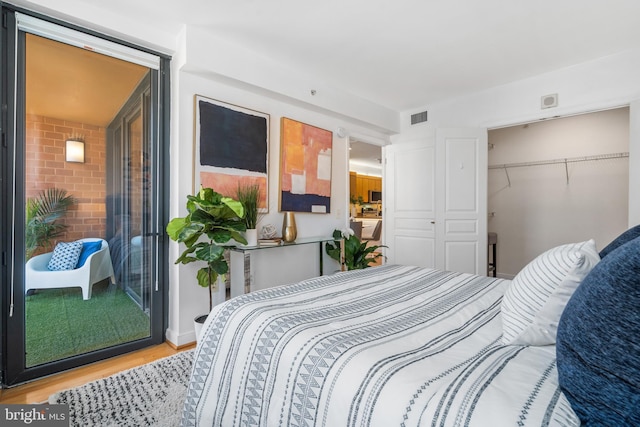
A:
[76,240,103,268]
[598,224,640,259]
[556,236,640,425]
[47,241,83,271]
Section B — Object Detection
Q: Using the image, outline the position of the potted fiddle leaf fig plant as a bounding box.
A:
[166,187,246,339]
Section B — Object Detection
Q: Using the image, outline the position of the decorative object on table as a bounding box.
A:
[279,117,332,213]
[166,187,246,339]
[326,228,386,271]
[261,223,277,239]
[258,238,283,247]
[236,182,265,247]
[193,95,269,211]
[282,211,297,242]
[25,187,77,259]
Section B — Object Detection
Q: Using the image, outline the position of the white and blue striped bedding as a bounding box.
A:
[181,264,579,427]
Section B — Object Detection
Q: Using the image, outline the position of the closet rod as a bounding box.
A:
[488,152,629,170]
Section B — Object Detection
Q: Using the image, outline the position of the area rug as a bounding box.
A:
[49,350,194,427]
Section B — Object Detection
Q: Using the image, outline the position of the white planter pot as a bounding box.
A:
[243,228,258,247]
[194,314,207,343]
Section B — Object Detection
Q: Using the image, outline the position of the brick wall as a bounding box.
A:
[25,114,107,250]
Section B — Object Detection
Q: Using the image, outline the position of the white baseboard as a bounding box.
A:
[165,327,196,348]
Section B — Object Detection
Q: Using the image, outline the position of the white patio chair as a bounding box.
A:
[25,238,116,300]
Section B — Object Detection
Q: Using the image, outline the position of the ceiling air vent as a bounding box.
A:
[410,110,428,125]
[541,93,558,109]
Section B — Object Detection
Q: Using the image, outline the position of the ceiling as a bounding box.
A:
[26,34,148,126]
[20,0,639,172]
[22,0,640,113]
[349,140,382,177]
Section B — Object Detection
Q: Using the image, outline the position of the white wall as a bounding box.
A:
[179,26,399,133]
[166,30,391,345]
[400,49,640,133]
[395,49,640,230]
[488,108,629,277]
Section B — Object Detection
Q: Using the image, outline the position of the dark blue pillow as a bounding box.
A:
[75,240,103,268]
[556,236,640,425]
[598,224,640,259]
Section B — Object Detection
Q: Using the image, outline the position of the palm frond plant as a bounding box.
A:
[166,187,247,312]
[25,188,77,259]
[326,228,387,271]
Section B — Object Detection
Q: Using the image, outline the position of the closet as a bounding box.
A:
[487,107,629,277]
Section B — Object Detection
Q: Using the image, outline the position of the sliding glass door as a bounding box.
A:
[1,9,169,385]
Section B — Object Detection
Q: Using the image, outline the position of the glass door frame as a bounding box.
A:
[0,6,170,387]
[107,73,154,312]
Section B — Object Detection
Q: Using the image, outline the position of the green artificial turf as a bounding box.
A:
[25,281,150,367]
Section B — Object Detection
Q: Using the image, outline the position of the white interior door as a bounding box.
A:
[384,140,436,268]
[384,128,487,274]
[436,128,488,274]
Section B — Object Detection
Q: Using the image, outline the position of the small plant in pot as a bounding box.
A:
[236,182,264,247]
[166,187,246,339]
[326,228,386,271]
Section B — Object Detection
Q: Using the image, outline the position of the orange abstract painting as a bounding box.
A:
[279,117,332,213]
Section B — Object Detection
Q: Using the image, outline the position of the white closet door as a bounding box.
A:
[384,128,487,275]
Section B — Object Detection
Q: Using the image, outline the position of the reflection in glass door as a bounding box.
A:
[2,11,167,385]
[106,75,152,313]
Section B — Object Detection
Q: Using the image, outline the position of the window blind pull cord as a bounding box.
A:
[155,75,161,293]
[9,23,19,318]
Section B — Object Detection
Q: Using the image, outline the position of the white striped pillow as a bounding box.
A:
[501,239,599,345]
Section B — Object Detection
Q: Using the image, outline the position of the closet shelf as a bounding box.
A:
[488,152,629,186]
[488,152,629,170]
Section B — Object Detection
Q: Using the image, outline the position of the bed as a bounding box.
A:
[181,228,640,426]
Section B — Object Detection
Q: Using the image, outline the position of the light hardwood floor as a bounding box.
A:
[0,342,195,404]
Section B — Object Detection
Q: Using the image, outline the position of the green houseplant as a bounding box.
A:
[25,188,77,259]
[325,228,386,271]
[236,182,263,246]
[166,187,247,317]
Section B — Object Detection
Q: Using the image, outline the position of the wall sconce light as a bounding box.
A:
[66,139,85,163]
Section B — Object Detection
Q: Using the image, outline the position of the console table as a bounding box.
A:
[228,236,334,297]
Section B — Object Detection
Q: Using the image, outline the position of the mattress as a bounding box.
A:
[182,264,579,426]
